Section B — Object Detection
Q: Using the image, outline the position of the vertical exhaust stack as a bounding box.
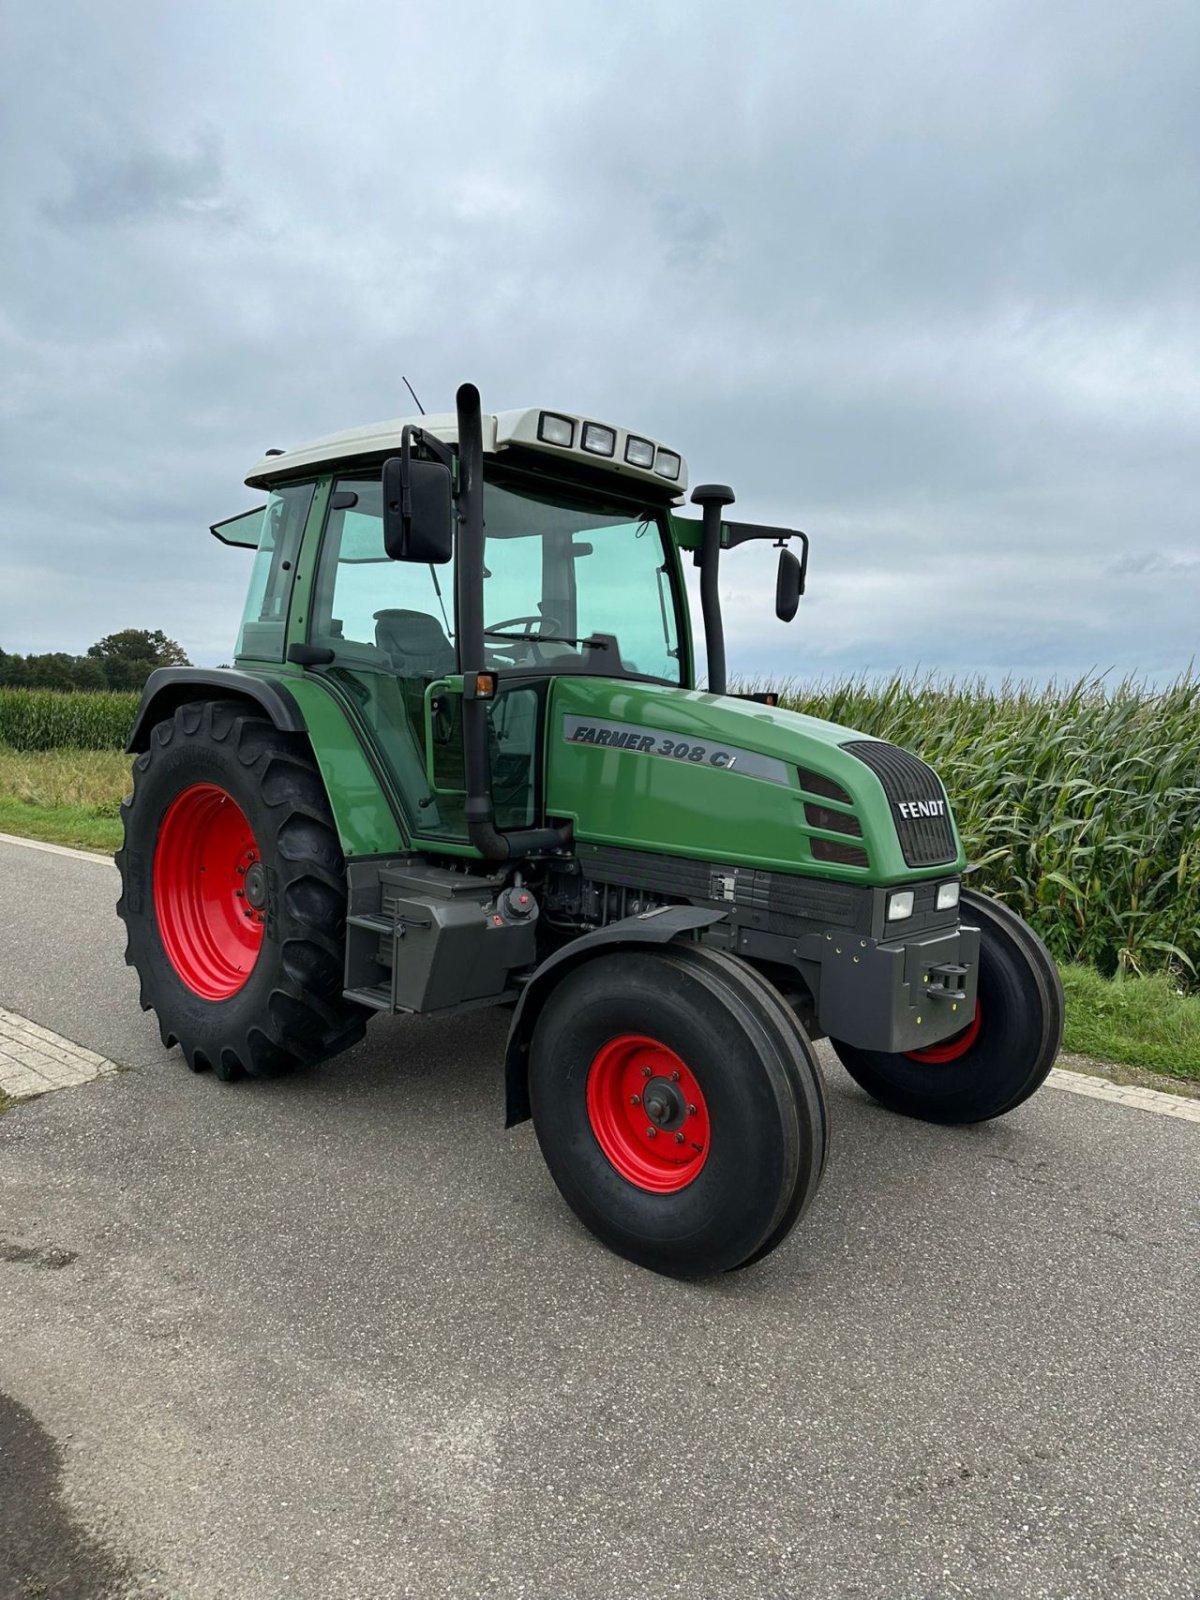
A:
[691,483,735,696]
[454,382,571,863]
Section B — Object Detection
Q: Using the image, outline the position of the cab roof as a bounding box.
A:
[244,406,688,496]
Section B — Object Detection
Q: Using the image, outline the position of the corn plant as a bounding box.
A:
[0,689,139,752]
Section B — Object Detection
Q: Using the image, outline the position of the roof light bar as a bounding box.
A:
[581,421,616,457]
[537,411,575,447]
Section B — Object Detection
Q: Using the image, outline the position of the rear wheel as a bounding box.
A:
[529,945,827,1275]
[116,700,368,1081]
[829,889,1063,1124]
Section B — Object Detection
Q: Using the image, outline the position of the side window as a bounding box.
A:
[574,520,679,680]
[236,482,315,661]
[310,478,456,668]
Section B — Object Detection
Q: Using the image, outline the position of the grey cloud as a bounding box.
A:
[43,128,237,230]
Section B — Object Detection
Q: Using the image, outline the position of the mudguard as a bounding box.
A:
[126,667,307,753]
[503,905,726,1126]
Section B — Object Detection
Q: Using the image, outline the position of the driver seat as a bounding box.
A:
[374,609,456,677]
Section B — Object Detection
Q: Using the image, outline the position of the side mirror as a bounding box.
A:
[775,548,802,622]
[382,456,454,564]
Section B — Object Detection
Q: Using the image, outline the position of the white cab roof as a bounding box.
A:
[244,407,688,496]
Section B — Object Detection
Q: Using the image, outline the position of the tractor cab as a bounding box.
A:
[224,386,804,860]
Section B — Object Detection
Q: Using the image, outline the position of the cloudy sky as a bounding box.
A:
[2,0,1196,685]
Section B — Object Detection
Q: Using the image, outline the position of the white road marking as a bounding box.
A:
[0,1008,118,1100]
[1046,1065,1200,1123]
[0,831,116,866]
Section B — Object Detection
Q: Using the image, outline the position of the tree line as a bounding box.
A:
[0,629,190,692]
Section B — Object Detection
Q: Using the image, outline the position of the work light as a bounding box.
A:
[537,412,575,447]
[582,422,617,456]
[886,889,915,922]
[655,449,682,481]
[624,436,655,469]
[936,881,961,912]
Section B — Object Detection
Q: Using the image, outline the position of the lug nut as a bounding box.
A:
[687,1104,697,1116]
[670,1070,680,1082]
[630,1094,641,1106]
[642,1066,652,1078]
[646,1127,657,1139]
[675,1133,685,1145]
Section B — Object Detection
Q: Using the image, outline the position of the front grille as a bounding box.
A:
[804,802,863,837]
[811,837,870,868]
[842,739,957,868]
[797,766,854,805]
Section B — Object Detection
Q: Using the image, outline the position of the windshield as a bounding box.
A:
[308,473,683,685]
[480,477,683,684]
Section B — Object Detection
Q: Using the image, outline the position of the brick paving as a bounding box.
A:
[0,1007,118,1101]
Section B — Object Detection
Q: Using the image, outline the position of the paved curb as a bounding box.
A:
[0,1008,118,1100]
[0,832,115,866]
[1046,1065,1200,1123]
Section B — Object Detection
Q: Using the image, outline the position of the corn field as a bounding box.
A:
[0,688,139,753]
[1,677,1197,984]
[780,673,1200,984]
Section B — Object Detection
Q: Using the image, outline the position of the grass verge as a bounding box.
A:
[0,749,128,854]
[1061,964,1200,1083]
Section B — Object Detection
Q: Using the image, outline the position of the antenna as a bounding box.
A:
[402,375,426,415]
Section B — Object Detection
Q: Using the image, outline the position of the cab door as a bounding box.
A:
[305,475,542,846]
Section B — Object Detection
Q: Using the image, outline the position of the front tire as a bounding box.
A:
[529,945,827,1275]
[829,889,1063,1124]
[116,700,368,1080]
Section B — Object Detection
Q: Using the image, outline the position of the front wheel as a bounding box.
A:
[529,945,827,1276]
[829,889,1063,1124]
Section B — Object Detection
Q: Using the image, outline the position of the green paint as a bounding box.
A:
[544,678,966,885]
[270,671,407,857]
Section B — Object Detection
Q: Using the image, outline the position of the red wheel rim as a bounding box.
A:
[586,1034,710,1193]
[153,784,264,1000]
[904,1000,982,1064]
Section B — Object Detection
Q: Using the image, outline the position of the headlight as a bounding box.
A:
[624,435,655,469]
[655,448,682,481]
[887,889,915,922]
[581,421,616,456]
[537,412,574,447]
[936,881,961,912]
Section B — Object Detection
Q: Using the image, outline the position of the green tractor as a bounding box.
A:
[117,383,1063,1274]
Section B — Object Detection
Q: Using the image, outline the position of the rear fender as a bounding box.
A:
[503,905,726,1126]
[126,667,306,752]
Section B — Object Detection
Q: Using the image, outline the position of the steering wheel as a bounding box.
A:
[484,614,565,665]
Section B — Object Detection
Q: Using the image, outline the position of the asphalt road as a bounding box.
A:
[0,837,1197,1600]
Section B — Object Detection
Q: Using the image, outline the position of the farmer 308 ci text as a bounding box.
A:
[117,383,1063,1274]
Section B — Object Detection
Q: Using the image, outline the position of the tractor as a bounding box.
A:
[116,383,1063,1275]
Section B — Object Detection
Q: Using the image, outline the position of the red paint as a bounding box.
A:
[904,1000,982,1064]
[153,784,264,1000]
[586,1033,710,1192]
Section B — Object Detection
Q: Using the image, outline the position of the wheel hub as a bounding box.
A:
[642,1076,686,1131]
[585,1034,711,1194]
[242,858,266,909]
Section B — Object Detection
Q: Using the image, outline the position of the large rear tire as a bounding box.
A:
[529,945,827,1275]
[829,889,1063,1124]
[116,700,368,1081]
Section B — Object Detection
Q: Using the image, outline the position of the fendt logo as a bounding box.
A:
[896,799,946,820]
